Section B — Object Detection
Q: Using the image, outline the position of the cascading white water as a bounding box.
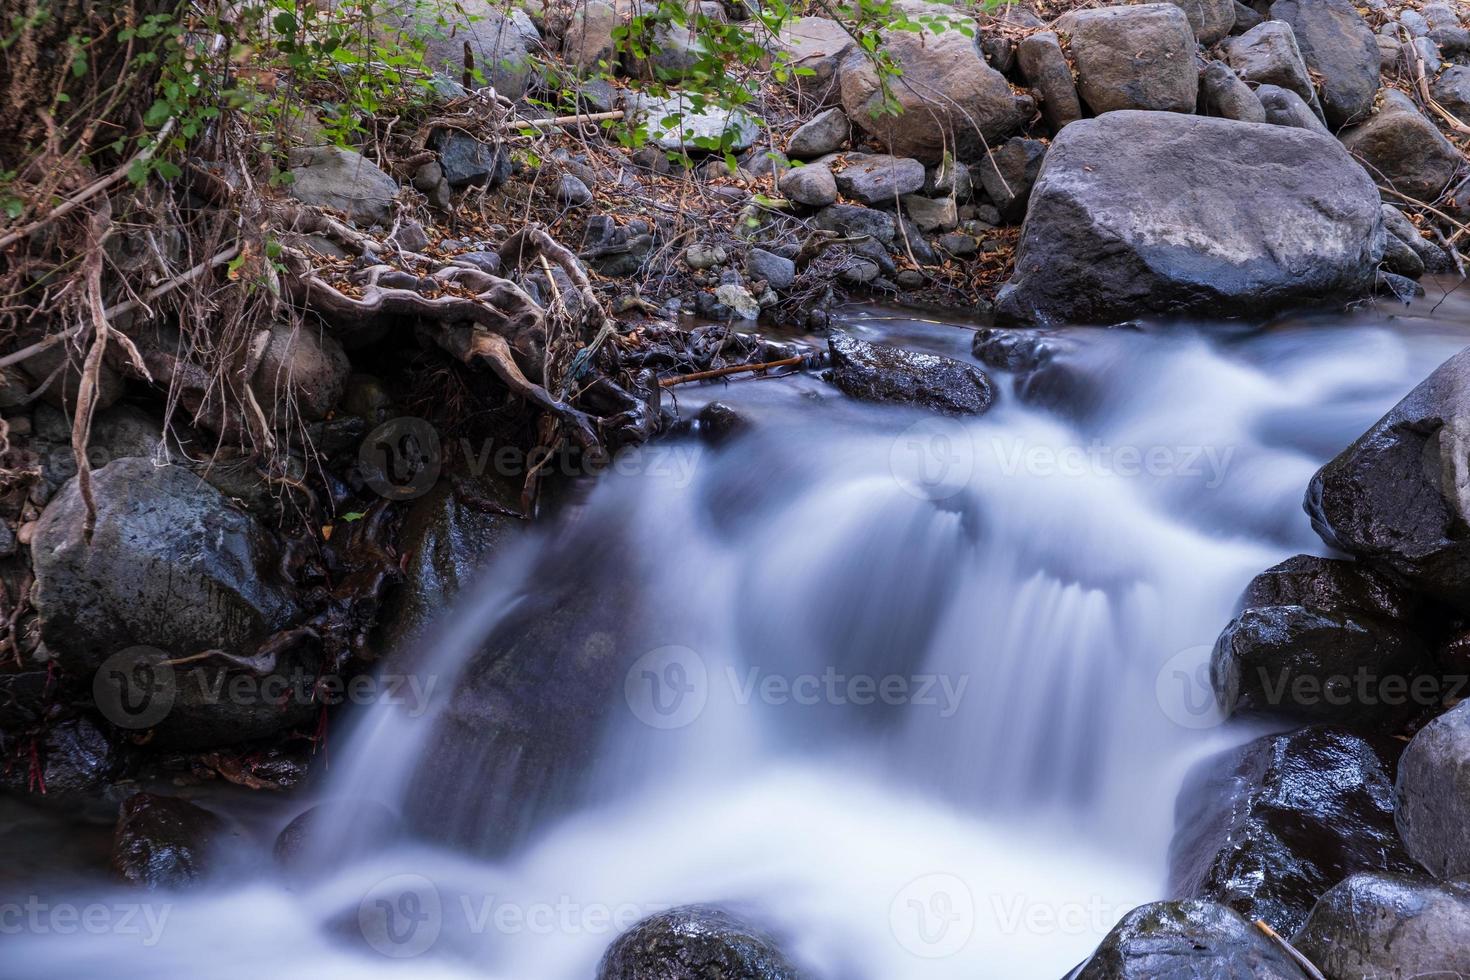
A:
[5,296,1469,980]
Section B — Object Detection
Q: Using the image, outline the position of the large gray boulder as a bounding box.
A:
[1072,901,1310,979]
[1305,346,1470,611]
[387,2,541,98]
[287,146,397,227]
[1341,89,1464,205]
[771,16,854,107]
[1432,65,1470,118]
[1057,4,1198,114]
[839,1,1028,163]
[1292,873,1470,978]
[1395,700,1470,877]
[1223,21,1318,109]
[1269,0,1380,127]
[995,111,1385,325]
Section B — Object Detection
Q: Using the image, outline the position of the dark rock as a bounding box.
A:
[555,174,594,207]
[1170,0,1236,43]
[452,250,501,275]
[696,402,749,444]
[971,327,1094,414]
[1342,90,1463,205]
[826,333,993,416]
[899,195,958,233]
[786,107,849,158]
[1057,4,1198,115]
[1224,21,1318,109]
[1210,555,1431,731]
[429,129,511,189]
[597,905,804,980]
[995,111,1384,325]
[1017,31,1083,133]
[272,800,400,874]
[251,322,350,423]
[830,154,925,206]
[895,215,938,265]
[1230,0,1264,33]
[936,232,978,257]
[777,164,838,207]
[1381,230,1425,278]
[1292,872,1470,977]
[924,158,971,199]
[746,248,796,291]
[980,4,1043,73]
[1432,25,1470,55]
[972,137,1046,223]
[1201,60,1267,122]
[1306,346,1470,611]
[286,146,398,226]
[1269,0,1381,127]
[111,793,222,889]
[1395,699,1470,877]
[1381,204,1456,274]
[812,203,895,242]
[0,716,122,796]
[1431,65,1470,123]
[1255,84,1331,135]
[1072,900,1310,979]
[1169,726,1419,934]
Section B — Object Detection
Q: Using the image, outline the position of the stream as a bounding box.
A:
[5,288,1470,979]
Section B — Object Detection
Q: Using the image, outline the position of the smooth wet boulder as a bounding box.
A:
[31,458,302,674]
[1057,4,1198,115]
[1210,555,1431,731]
[995,111,1384,325]
[0,716,122,796]
[1292,872,1470,978]
[839,2,1028,163]
[1018,31,1084,134]
[286,146,398,227]
[825,333,994,416]
[272,800,400,876]
[830,154,925,206]
[1169,726,1419,935]
[597,906,804,980]
[1071,900,1310,979]
[1305,346,1470,611]
[111,793,222,889]
[1269,0,1379,127]
[1395,699,1470,878]
[1340,90,1464,205]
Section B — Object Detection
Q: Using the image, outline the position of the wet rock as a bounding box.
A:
[555,174,594,207]
[286,146,398,226]
[272,800,400,873]
[1268,0,1380,127]
[395,3,541,98]
[900,195,958,233]
[111,793,222,889]
[1201,60,1267,122]
[812,203,895,242]
[1209,556,1431,731]
[1306,346,1470,611]
[772,16,854,107]
[1395,699,1470,877]
[1167,0,1235,44]
[1224,22,1318,109]
[1431,65,1470,120]
[1381,204,1455,274]
[1057,4,1198,115]
[1169,726,1418,935]
[1292,873,1470,978]
[826,333,993,416]
[0,716,122,796]
[429,129,511,189]
[971,327,1094,415]
[839,1,1028,163]
[786,107,848,158]
[830,154,925,205]
[597,906,804,980]
[1072,900,1310,979]
[695,401,749,444]
[250,322,350,424]
[777,163,838,207]
[996,111,1384,325]
[746,248,795,291]
[1017,32,1083,134]
[973,137,1046,223]
[627,92,760,152]
[31,458,302,675]
[1255,84,1331,135]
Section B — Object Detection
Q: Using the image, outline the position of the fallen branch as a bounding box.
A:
[1403,28,1470,136]
[1376,185,1470,246]
[516,110,626,129]
[660,354,805,387]
[1253,920,1327,980]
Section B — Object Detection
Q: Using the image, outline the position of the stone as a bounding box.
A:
[111,793,222,889]
[826,332,994,416]
[684,243,727,269]
[1073,901,1310,979]
[924,158,971,199]
[777,163,838,206]
[1395,700,1470,877]
[1169,726,1420,935]
[746,248,796,291]
[390,3,541,98]
[250,322,350,424]
[1224,21,1318,109]
[1201,60,1267,122]
[1421,2,1463,32]
[428,129,511,189]
[1305,346,1470,610]
[973,137,1047,223]
[830,154,925,205]
[555,173,594,207]
[1269,0,1380,127]
[838,258,882,284]
[1256,84,1331,135]
[714,283,761,320]
[1057,4,1198,115]
[1382,229,1425,278]
[1166,0,1236,44]
[563,0,618,74]
[1404,35,1443,74]
[696,402,750,445]
[980,4,1044,73]
[1432,25,1470,55]
[1431,65,1470,119]
[899,195,958,232]
[812,203,895,242]
[995,111,1385,325]
[936,232,978,256]
[627,92,761,152]
[597,906,803,980]
[0,717,121,796]
[1375,32,1402,72]
[286,146,397,226]
[272,800,400,875]
[786,107,848,158]
[1381,204,1456,274]
[839,3,1028,163]
[1017,31,1084,134]
[1293,873,1470,978]
[1210,555,1431,731]
[772,16,854,107]
[1230,0,1264,33]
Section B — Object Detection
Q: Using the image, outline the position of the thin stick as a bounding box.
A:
[1253,920,1327,980]
[515,110,625,129]
[661,354,804,387]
